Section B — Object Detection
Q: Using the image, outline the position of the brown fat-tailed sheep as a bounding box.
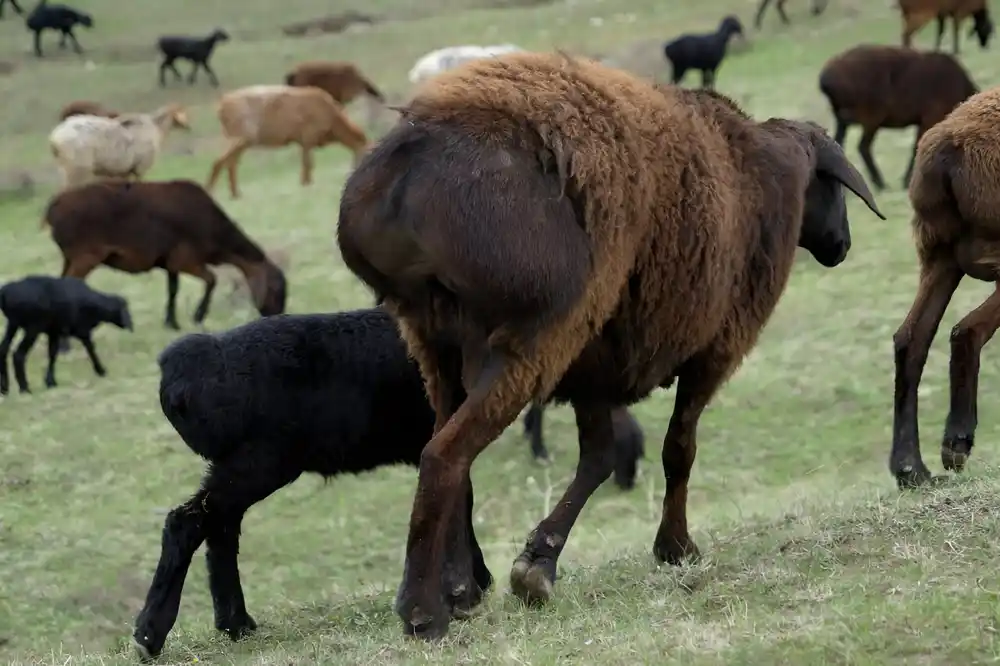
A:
[818,44,977,192]
[284,60,385,105]
[754,0,829,28]
[336,52,885,638]
[890,86,1000,489]
[58,100,118,121]
[898,0,994,53]
[42,179,287,330]
[206,84,371,199]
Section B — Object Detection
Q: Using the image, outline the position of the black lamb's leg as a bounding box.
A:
[65,28,83,54]
[0,321,18,395]
[202,60,220,86]
[44,331,61,388]
[203,453,301,642]
[33,29,43,57]
[78,332,106,377]
[11,328,39,393]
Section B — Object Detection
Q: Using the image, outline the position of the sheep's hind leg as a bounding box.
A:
[299,145,314,186]
[0,321,18,395]
[857,126,885,191]
[11,328,39,394]
[132,453,301,661]
[510,402,617,605]
[940,283,1000,473]
[523,401,551,462]
[891,256,963,488]
[652,351,736,565]
[395,347,528,639]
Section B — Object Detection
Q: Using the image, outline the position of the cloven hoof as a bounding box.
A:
[509,555,555,605]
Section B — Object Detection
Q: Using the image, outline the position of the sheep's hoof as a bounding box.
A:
[45,379,56,388]
[652,531,700,566]
[509,554,555,606]
[942,435,973,472]
[893,462,936,490]
[219,614,257,642]
[131,635,161,663]
[396,581,451,640]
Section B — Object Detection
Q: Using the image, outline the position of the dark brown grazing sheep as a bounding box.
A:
[754,0,829,29]
[41,180,287,331]
[284,60,385,105]
[58,100,119,121]
[890,86,1000,489]
[336,51,884,639]
[818,44,977,192]
[898,0,994,53]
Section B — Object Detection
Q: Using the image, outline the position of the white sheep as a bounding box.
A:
[48,103,190,190]
[407,44,523,85]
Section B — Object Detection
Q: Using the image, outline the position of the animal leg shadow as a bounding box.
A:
[510,403,616,605]
[941,284,1000,473]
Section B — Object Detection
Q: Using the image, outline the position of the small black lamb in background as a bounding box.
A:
[156,28,230,87]
[663,15,745,89]
[25,1,93,57]
[0,0,25,19]
[0,275,131,396]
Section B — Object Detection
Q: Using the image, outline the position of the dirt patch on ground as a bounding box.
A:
[0,60,16,77]
[282,11,380,38]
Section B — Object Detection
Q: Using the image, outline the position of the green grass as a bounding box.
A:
[2,0,1000,663]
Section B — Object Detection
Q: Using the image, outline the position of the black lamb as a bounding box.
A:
[0,275,131,396]
[663,15,744,89]
[25,1,93,57]
[132,308,492,661]
[155,28,230,87]
[0,0,25,19]
[522,402,645,489]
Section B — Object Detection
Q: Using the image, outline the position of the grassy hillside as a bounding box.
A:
[2,0,1000,663]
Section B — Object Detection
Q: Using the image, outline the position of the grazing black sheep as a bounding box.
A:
[131,308,492,661]
[522,401,645,489]
[156,28,230,87]
[26,1,93,57]
[663,15,744,89]
[0,0,25,19]
[0,275,131,396]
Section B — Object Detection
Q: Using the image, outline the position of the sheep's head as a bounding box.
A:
[78,12,93,28]
[211,28,230,43]
[719,15,744,39]
[795,121,886,268]
[970,10,994,48]
[249,261,288,317]
[102,294,133,331]
[163,104,191,131]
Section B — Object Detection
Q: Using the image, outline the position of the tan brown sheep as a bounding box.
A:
[42,179,287,331]
[58,100,119,121]
[890,85,1000,489]
[206,84,371,199]
[898,0,994,53]
[818,43,977,191]
[336,51,885,638]
[283,60,385,105]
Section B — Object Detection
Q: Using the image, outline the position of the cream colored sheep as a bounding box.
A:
[48,104,190,190]
[205,84,371,199]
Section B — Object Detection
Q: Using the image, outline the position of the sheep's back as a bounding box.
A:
[218,85,340,145]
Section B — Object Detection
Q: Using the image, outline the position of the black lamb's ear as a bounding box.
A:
[815,134,887,220]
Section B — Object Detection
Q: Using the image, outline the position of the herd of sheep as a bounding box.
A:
[1,0,1000,660]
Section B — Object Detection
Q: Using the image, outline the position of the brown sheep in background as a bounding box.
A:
[206,84,371,199]
[890,86,1000,489]
[58,100,119,121]
[898,0,994,53]
[754,0,829,29]
[818,44,976,191]
[42,179,287,331]
[284,60,385,105]
[337,52,884,638]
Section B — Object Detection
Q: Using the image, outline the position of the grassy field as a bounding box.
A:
[2,0,1000,663]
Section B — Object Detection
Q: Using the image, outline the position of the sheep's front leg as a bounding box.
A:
[11,328,40,394]
[206,139,249,199]
[44,332,61,388]
[510,402,617,605]
[78,333,106,377]
[164,270,181,330]
[395,348,527,640]
[891,257,963,488]
[940,283,1000,473]
[652,350,736,565]
[0,321,18,395]
[64,28,82,54]
[202,60,220,86]
[299,145,314,186]
[32,30,43,57]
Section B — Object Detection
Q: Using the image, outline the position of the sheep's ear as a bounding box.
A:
[815,137,887,220]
